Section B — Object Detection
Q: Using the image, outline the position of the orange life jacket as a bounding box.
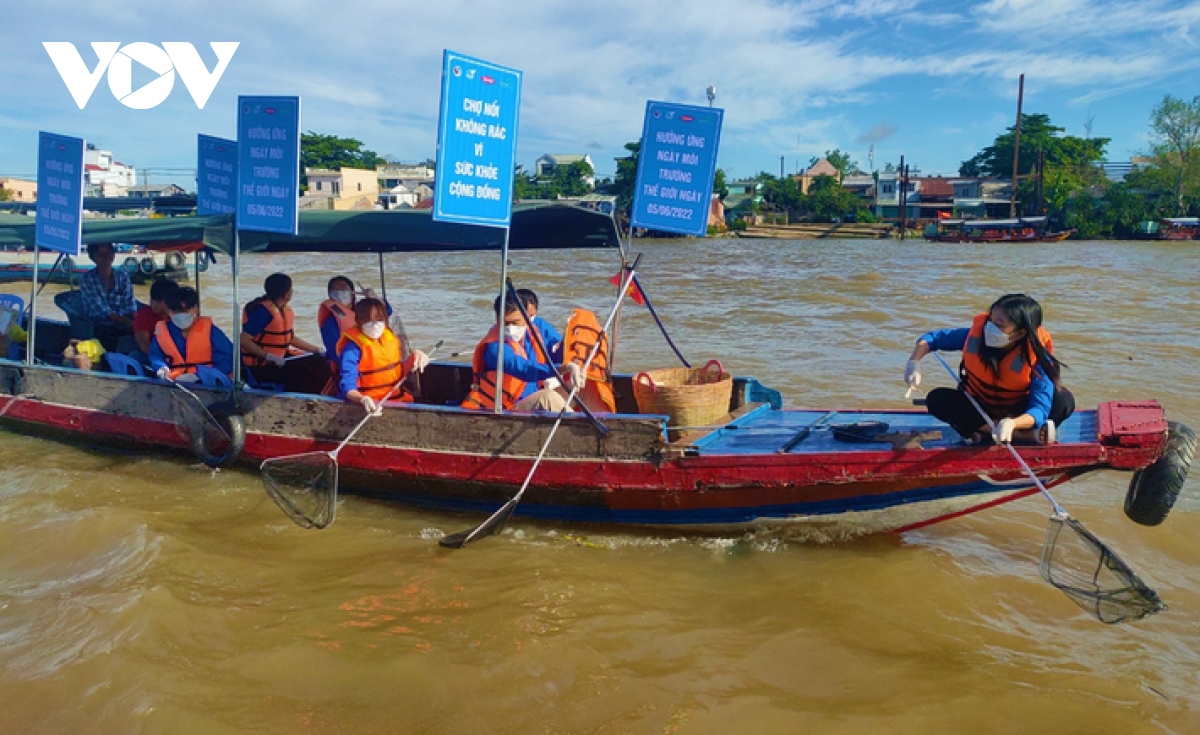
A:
[154,317,215,379]
[336,325,410,403]
[961,313,1054,414]
[562,308,616,412]
[317,298,357,340]
[461,326,528,411]
[242,298,294,366]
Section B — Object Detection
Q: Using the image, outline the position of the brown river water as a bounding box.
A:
[1,237,1198,733]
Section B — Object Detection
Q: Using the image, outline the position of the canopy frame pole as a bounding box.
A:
[494,227,511,415]
[194,250,202,296]
[25,244,38,366]
[232,230,242,386]
[378,251,387,303]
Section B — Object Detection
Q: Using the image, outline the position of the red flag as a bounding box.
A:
[610,269,646,305]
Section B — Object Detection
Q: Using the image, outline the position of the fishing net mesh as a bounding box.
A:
[1038,516,1165,624]
[260,452,338,529]
[169,390,232,451]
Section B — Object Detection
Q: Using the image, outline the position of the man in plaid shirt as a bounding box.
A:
[80,243,136,344]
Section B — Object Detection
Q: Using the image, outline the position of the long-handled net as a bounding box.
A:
[1039,515,1165,623]
[260,342,441,529]
[260,451,338,529]
[928,352,1163,623]
[169,381,233,457]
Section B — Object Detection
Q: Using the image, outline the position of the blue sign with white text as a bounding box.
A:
[197,134,238,216]
[631,101,724,237]
[237,95,300,234]
[433,50,521,227]
[35,131,84,255]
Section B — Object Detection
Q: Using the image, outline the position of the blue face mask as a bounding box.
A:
[983,320,1012,348]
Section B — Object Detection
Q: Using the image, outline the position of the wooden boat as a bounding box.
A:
[0,206,1190,536]
[1135,217,1200,241]
[924,216,1075,243]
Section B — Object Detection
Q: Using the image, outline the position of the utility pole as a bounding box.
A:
[780,156,784,180]
[1010,73,1024,218]
[898,155,907,240]
[706,85,716,108]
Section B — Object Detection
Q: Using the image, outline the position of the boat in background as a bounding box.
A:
[1134,217,1199,240]
[924,216,1075,243]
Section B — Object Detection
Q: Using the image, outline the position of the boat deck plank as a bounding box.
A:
[690,408,1096,455]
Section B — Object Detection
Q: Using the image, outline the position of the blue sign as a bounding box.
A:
[631,101,724,237]
[35,131,84,255]
[236,95,300,234]
[197,134,238,216]
[433,50,521,227]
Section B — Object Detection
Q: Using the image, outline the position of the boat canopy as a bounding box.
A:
[0,203,621,256]
[959,216,1047,229]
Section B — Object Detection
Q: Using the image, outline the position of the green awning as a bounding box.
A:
[0,203,621,255]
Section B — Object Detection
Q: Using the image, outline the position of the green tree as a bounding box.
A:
[1148,94,1200,215]
[513,164,537,200]
[809,149,857,176]
[300,132,386,190]
[552,160,594,197]
[802,174,860,222]
[960,113,1109,216]
[755,172,802,215]
[0,187,10,202]
[613,141,641,217]
[712,168,729,200]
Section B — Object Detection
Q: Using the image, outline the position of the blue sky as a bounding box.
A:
[2,0,1199,185]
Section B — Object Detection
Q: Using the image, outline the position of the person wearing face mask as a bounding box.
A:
[904,293,1073,445]
[318,275,392,366]
[461,294,584,412]
[241,273,331,393]
[150,286,233,380]
[336,298,429,414]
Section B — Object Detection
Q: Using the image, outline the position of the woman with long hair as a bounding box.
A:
[905,293,1074,444]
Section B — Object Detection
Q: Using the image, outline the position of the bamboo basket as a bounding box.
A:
[633,360,733,440]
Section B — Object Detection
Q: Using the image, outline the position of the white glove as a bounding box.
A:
[994,417,1017,444]
[542,376,561,391]
[904,358,922,389]
[360,396,380,416]
[156,366,171,380]
[561,362,585,391]
[410,349,430,373]
[265,353,286,367]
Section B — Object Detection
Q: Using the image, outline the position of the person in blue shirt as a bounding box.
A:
[149,286,233,380]
[516,288,563,365]
[461,294,583,412]
[318,275,392,362]
[904,293,1073,445]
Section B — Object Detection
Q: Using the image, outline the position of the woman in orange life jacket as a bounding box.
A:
[149,286,234,381]
[318,275,393,368]
[336,298,430,414]
[460,294,584,413]
[240,272,332,394]
[904,293,1074,445]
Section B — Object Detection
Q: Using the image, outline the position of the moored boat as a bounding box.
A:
[0,205,1191,539]
[924,216,1075,243]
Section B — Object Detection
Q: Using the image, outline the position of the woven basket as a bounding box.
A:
[633,360,733,439]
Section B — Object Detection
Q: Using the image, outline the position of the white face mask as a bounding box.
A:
[171,312,195,330]
[504,325,527,342]
[983,320,1012,348]
[332,290,353,306]
[362,321,386,340]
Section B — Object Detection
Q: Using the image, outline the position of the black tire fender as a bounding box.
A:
[1125,421,1195,527]
[191,400,246,469]
[164,251,186,270]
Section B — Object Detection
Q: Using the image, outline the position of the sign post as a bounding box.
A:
[631,101,724,237]
[197,134,238,216]
[433,50,522,412]
[235,95,300,384]
[236,96,300,235]
[32,131,85,365]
